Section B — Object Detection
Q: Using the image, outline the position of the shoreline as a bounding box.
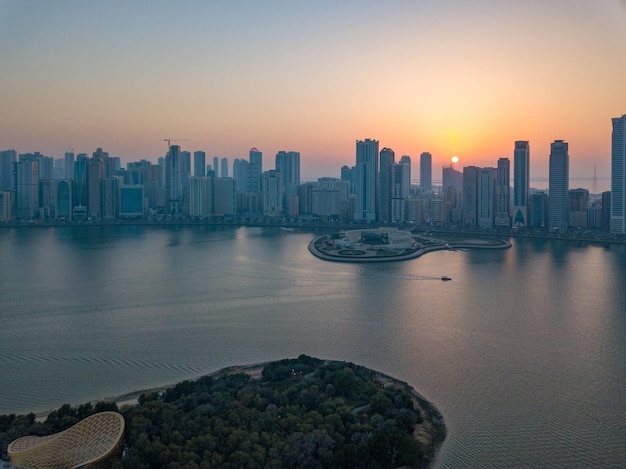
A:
[31,361,446,467]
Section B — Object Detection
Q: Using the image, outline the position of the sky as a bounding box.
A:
[1,0,625,188]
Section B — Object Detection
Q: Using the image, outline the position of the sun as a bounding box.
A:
[451,155,459,164]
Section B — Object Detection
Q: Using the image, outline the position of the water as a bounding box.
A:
[0,225,624,468]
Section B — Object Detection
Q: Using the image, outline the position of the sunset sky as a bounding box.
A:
[1,1,625,188]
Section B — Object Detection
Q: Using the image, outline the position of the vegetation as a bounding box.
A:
[2,356,431,468]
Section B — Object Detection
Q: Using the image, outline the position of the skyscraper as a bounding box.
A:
[0,149,17,191]
[64,152,75,181]
[220,157,229,178]
[378,147,395,223]
[354,139,379,221]
[420,152,432,193]
[213,157,219,178]
[462,166,479,227]
[610,114,626,233]
[249,148,262,193]
[513,141,530,226]
[194,151,206,177]
[495,157,510,227]
[478,167,495,229]
[166,145,183,213]
[548,140,569,232]
[391,156,411,222]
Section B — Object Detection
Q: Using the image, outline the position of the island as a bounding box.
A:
[309,227,511,262]
[1,355,446,468]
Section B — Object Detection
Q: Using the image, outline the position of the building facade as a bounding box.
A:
[610,114,626,233]
[354,139,379,221]
[548,140,569,231]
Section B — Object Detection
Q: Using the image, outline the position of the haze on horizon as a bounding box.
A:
[1,0,625,183]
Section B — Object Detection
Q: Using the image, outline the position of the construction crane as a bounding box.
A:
[164,138,189,148]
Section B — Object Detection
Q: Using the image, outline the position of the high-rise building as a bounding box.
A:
[165,145,183,214]
[73,155,89,209]
[391,156,411,222]
[194,151,206,177]
[354,139,379,221]
[13,158,38,219]
[188,176,213,218]
[249,148,263,192]
[568,188,589,228]
[378,147,395,223]
[477,167,495,229]
[213,157,219,178]
[495,157,510,227]
[213,178,236,215]
[220,157,229,178]
[262,170,283,216]
[463,166,480,227]
[513,141,530,226]
[275,151,300,212]
[610,114,626,233]
[0,149,17,191]
[529,191,548,228]
[420,152,432,193]
[548,140,569,231]
[88,153,105,219]
[233,158,250,192]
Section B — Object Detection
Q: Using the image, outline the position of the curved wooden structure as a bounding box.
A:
[8,411,124,469]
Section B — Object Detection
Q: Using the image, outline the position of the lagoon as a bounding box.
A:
[0,226,624,468]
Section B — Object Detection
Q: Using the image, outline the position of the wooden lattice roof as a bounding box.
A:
[8,411,125,469]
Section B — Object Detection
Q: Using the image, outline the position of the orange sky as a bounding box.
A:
[1,1,625,188]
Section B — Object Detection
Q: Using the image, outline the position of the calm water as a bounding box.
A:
[1,226,624,468]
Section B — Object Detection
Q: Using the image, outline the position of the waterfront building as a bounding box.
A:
[610,114,626,233]
[378,147,395,223]
[0,149,17,191]
[513,141,530,226]
[354,139,379,221]
[102,177,121,219]
[56,180,72,219]
[165,145,183,214]
[442,165,463,205]
[462,166,479,227]
[120,185,144,218]
[602,190,611,230]
[262,170,283,216]
[221,157,229,178]
[420,152,432,193]
[188,176,213,217]
[213,156,219,178]
[73,154,89,211]
[478,167,496,229]
[249,148,263,192]
[548,140,569,231]
[529,191,549,228]
[275,150,300,212]
[213,177,236,215]
[13,157,38,219]
[568,188,589,228]
[391,156,411,222]
[88,153,105,219]
[495,157,511,227]
[194,151,206,177]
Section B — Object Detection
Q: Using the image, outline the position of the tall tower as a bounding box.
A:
[64,152,75,181]
[378,147,395,223]
[495,157,510,227]
[166,145,182,214]
[249,148,263,192]
[478,167,495,229]
[463,166,479,227]
[354,139,379,221]
[194,151,206,177]
[513,141,530,227]
[420,152,432,192]
[221,157,229,178]
[610,114,626,233]
[548,140,569,232]
[391,156,411,222]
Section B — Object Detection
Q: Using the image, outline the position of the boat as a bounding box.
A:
[440,276,452,281]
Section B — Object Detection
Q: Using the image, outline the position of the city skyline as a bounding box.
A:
[1,1,625,183]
